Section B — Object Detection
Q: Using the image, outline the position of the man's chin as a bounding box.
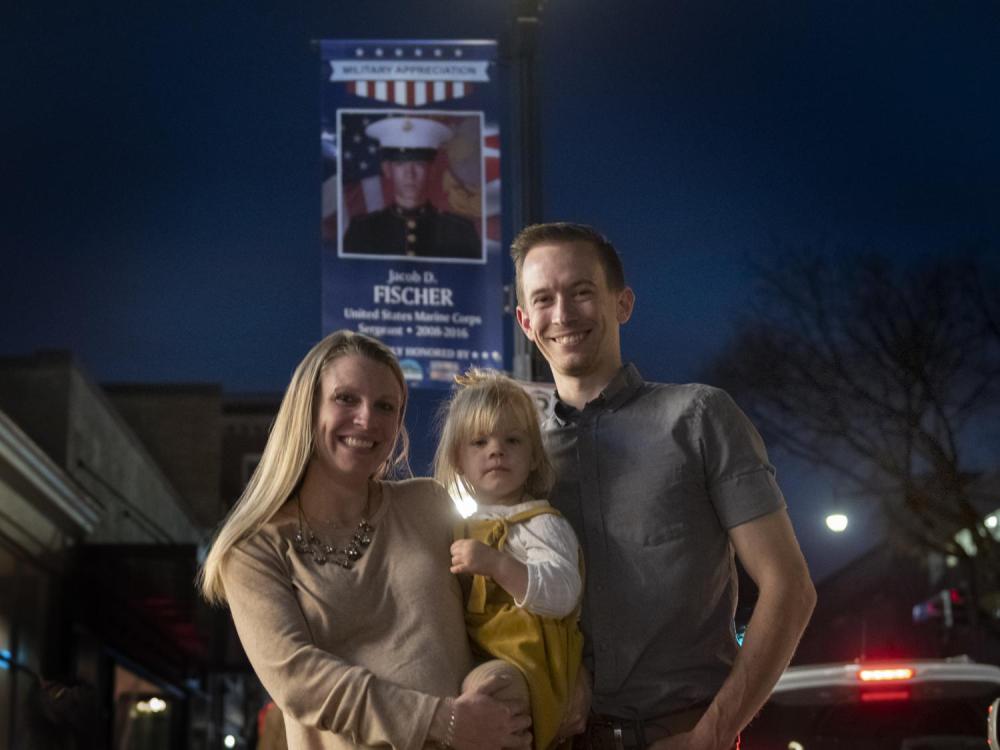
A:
[396,193,425,207]
[550,355,595,378]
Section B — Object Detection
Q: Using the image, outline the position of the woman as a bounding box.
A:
[199,331,530,749]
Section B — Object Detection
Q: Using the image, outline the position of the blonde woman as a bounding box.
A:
[199,331,530,750]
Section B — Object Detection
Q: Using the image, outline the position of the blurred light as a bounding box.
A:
[148,697,167,713]
[912,599,939,622]
[224,735,237,748]
[986,514,998,530]
[861,689,910,702]
[858,667,914,682]
[136,701,151,714]
[450,484,478,518]
[946,555,959,568]
[825,513,848,532]
[788,742,804,750]
[953,528,977,556]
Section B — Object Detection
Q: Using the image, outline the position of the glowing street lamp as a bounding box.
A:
[825,513,848,533]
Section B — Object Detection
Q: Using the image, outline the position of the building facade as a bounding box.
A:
[0,352,224,748]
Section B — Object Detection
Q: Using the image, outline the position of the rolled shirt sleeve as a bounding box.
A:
[695,386,787,529]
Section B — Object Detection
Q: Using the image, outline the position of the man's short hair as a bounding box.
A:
[510,222,626,305]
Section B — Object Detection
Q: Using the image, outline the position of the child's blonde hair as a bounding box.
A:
[434,368,554,501]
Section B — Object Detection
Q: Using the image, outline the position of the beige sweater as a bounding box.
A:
[222,478,473,749]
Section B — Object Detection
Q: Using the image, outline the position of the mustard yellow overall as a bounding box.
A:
[458,505,584,750]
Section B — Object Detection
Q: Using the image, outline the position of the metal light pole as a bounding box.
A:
[510,0,550,382]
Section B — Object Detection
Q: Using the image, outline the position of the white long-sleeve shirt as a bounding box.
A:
[466,497,582,618]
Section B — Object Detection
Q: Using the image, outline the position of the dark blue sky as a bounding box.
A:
[3,0,998,578]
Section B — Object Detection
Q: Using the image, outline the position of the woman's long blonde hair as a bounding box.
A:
[433,368,553,502]
[198,330,409,604]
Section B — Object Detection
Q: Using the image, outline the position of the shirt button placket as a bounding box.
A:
[579,413,615,691]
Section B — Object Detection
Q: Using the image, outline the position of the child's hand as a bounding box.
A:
[451,540,530,602]
[450,539,499,577]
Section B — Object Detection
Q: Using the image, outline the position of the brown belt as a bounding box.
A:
[573,704,708,750]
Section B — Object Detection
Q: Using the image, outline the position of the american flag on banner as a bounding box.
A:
[347,78,475,106]
[339,113,386,218]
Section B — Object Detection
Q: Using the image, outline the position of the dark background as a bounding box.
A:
[3,0,998,579]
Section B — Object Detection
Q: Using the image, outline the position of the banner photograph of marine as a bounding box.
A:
[342,116,482,260]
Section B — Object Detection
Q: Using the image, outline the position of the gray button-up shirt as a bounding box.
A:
[543,364,786,718]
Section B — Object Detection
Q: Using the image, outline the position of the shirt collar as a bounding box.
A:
[471,496,547,519]
[551,363,643,424]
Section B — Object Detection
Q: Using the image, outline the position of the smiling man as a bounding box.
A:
[512,222,816,750]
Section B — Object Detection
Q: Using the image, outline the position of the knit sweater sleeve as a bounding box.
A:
[221,533,443,750]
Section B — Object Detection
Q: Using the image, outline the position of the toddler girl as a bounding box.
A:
[435,369,583,750]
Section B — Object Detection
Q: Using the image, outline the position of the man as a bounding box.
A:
[511,223,816,750]
[343,116,482,260]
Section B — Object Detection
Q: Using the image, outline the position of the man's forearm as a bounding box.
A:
[687,571,816,748]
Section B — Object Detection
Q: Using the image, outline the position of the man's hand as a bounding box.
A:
[648,727,730,750]
[671,510,815,749]
[450,539,500,577]
[649,733,697,750]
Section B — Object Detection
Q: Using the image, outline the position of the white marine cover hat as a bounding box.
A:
[365,116,453,161]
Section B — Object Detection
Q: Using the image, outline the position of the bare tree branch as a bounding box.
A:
[706,249,1000,598]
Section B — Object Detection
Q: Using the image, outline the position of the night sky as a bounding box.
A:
[3,0,999,579]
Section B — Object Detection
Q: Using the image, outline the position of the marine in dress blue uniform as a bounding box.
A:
[344,116,482,260]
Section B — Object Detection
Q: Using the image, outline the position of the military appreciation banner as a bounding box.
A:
[320,39,505,388]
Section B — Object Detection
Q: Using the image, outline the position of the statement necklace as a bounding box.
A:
[293,488,375,569]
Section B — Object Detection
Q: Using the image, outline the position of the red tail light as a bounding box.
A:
[861,689,911,702]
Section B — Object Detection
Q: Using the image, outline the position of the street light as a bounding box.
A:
[825,485,849,533]
[825,513,848,533]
